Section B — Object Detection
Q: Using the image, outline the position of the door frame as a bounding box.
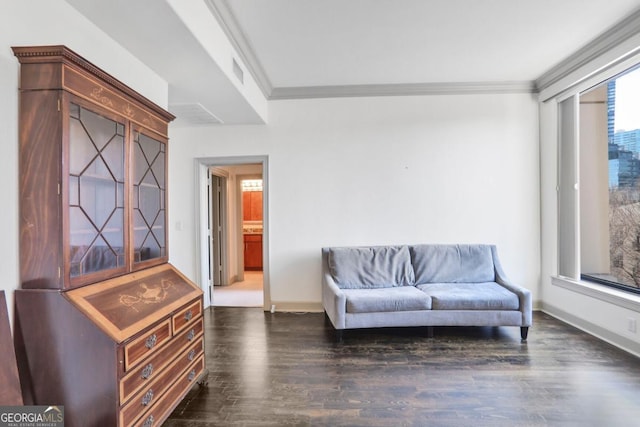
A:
[195,156,270,310]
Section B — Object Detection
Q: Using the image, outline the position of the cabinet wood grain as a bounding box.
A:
[242,191,263,221]
[244,234,263,271]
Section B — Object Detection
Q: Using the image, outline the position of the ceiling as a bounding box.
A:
[66,0,640,124]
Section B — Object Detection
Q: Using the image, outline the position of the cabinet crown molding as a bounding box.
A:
[12,45,175,123]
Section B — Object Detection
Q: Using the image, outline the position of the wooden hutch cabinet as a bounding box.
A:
[243,234,263,271]
[242,189,262,270]
[12,46,206,427]
[242,190,263,222]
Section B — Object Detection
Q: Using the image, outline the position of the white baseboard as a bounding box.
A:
[533,299,542,311]
[542,302,640,358]
[267,301,323,313]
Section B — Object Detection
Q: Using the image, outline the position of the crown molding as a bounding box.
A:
[270,81,537,100]
[536,7,640,92]
[205,0,273,98]
[206,2,640,100]
[206,1,537,100]
[12,45,175,121]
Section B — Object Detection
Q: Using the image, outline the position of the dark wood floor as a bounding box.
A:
[166,308,640,426]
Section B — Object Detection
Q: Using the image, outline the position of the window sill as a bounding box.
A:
[552,276,640,312]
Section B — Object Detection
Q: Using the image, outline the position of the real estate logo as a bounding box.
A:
[0,406,63,427]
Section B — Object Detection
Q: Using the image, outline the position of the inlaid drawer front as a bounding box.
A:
[119,318,204,405]
[121,351,205,427]
[172,299,202,335]
[124,319,171,371]
[181,317,203,349]
[132,356,205,427]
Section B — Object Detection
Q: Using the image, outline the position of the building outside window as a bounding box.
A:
[580,66,640,293]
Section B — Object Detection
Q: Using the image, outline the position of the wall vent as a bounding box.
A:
[232,58,244,84]
[169,103,223,125]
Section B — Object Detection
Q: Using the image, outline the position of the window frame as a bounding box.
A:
[557,57,640,297]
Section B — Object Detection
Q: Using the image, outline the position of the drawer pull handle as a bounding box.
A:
[141,363,153,379]
[184,310,193,321]
[188,349,196,361]
[145,334,157,349]
[142,415,154,427]
[142,389,154,406]
[187,329,195,341]
[188,369,196,382]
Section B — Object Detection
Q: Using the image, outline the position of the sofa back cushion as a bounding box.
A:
[328,246,415,289]
[410,244,495,284]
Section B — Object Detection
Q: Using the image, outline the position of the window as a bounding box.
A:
[578,66,640,294]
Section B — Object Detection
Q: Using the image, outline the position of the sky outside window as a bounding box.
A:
[614,68,640,132]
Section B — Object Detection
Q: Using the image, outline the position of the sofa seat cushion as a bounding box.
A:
[328,246,415,289]
[416,282,519,310]
[410,244,495,284]
[343,287,432,313]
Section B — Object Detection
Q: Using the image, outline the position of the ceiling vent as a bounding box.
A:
[169,103,224,125]
[232,58,244,84]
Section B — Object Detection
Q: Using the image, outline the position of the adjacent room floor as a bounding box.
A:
[213,271,263,307]
[166,309,640,426]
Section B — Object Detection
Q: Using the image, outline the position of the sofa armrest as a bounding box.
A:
[491,247,532,327]
[321,248,346,329]
[323,271,346,329]
[495,274,532,326]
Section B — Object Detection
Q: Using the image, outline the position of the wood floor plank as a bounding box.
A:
[165,309,640,426]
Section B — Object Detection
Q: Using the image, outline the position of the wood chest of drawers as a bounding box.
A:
[14,264,206,427]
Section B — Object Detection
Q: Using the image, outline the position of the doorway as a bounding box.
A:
[196,156,269,310]
[212,170,264,307]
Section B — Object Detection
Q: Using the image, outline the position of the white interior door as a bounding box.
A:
[209,172,228,291]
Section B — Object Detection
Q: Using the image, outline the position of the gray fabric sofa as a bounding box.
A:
[321,244,532,340]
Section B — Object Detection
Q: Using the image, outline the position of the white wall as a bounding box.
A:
[169,93,541,309]
[0,0,169,326]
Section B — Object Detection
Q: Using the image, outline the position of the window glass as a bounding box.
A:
[580,66,640,292]
[68,104,125,277]
[132,131,166,263]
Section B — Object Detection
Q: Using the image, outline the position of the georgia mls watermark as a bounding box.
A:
[0,406,63,427]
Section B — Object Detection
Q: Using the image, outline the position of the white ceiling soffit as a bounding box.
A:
[205,0,274,99]
[64,0,266,125]
[211,0,640,99]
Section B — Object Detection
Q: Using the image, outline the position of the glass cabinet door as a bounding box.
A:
[132,128,167,266]
[68,102,126,278]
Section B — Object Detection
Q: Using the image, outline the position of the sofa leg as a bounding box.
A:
[520,327,529,341]
[426,326,434,338]
[335,329,343,343]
